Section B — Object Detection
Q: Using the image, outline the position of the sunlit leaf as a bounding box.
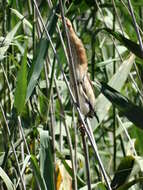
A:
[93,54,135,129]
[0,167,15,190]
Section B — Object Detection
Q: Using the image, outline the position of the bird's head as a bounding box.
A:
[56,14,73,32]
[65,18,72,31]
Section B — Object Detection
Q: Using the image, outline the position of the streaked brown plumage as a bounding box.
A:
[65,18,98,119]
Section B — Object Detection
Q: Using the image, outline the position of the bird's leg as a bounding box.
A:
[77,118,85,136]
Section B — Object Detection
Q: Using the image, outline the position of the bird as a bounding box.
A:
[63,17,99,121]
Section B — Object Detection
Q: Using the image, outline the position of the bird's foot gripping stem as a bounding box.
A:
[77,119,86,136]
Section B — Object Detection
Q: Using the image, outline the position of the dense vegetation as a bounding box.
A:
[0,0,143,189]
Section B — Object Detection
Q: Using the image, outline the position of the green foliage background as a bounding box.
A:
[0,0,143,189]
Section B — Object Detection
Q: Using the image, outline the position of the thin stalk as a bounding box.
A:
[8,129,33,157]
[90,11,96,81]
[85,119,112,190]
[129,73,143,103]
[113,108,116,172]
[127,0,143,57]
[28,0,33,15]
[139,7,143,31]
[46,58,56,116]
[120,0,143,36]
[117,115,137,156]
[73,108,77,171]
[32,1,36,55]
[112,0,124,35]
[133,62,143,91]
[18,122,25,189]
[98,36,109,82]
[17,116,30,155]
[91,35,96,80]
[1,63,12,97]
[7,3,11,113]
[119,135,126,157]
[59,120,63,152]
[49,95,56,190]
[81,131,91,190]
[112,1,117,172]
[16,116,31,188]
[2,0,7,113]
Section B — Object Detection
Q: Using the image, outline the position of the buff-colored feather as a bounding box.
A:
[64,18,97,118]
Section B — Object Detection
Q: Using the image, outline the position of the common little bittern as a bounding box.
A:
[64,18,99,121]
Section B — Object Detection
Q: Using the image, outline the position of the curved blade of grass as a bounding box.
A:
[103,28,143,59]
[11,8,32,29]
[100,82,143,129]
[111,156,135,190]
[93,54,135,129]
[0,167,15,190]
[26,6,59,101]
[30,155,47,190]
[14,45,27,115]
[40,131,55,190]
[0,21,21,60]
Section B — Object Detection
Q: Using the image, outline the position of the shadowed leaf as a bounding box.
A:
[117,177,143,190]
[111,156,135,190]
[103,28,143,59]
[100,82,143,129]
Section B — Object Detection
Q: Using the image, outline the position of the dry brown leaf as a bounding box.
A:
[56,160,72,190]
